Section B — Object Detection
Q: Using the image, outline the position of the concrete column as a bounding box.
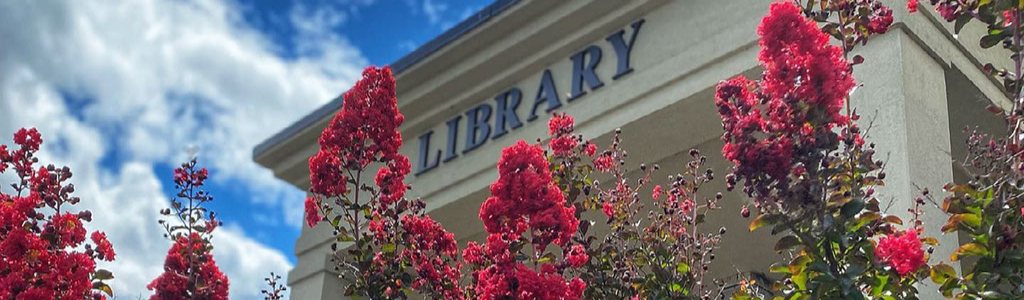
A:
[289,196,347,300]
[852,28,958,299]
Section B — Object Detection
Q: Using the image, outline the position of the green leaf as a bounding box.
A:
[954,13,972,34]
[538,252,556,263]
[981,33,1004,49]
[769,263,791,274]
[840,198,865,219]
[942,213,981,232]
[381,243,396,253]
[749,214,768,232]
[951,243,990,261]
[670,283,684,292]
[676,262,690,273]
[852,212,881,231]
[774,235,802,252]
[94,269,114,280]
[92,282,113,297]
[792,271,808,290]
[870,273,889,296]
[930,263,956,284]
[881,215,903,225]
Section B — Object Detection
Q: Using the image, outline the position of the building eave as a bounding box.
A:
[252,0,521,164]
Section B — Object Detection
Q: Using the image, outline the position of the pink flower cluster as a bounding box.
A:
[173,165,208,187]
[866,4,894,34]
[875,230,927,276]
[400,215,464,299]
[304,196,322,228]
[468,137,587,299]
[309,66,407,202]
[548,113,578,156]
[475,263,586,300]
[306,66,464,299]
[148,233,230,300]
[91,232,116,261]
[715,2,858,194]
[911,0,964,21]
[464,234,586,300]
[0,128,114,300]
[480,140,578,246]
[149,160,229,300]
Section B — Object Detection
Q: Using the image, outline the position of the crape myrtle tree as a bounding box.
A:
[0,128,116,299]
[719,1,939,299]
[261,273,288,300]
[909,0,1024,298]
[303,65,731,299]
[543,114,730,300]
[148,158,229,300]
[304,66,463,299]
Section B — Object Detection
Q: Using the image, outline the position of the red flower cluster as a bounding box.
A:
[756,2,854,129]
[584,143,597,157]
[475,263,586,300]
[310,66,406,202]
[308,148,349,198]
[565,245,588,268]
[306,66,465,299]
[548,113,574,135]
[601,202,615,218]
[916,0,964,21]
[12,128,41,151]
[173,165,208,187]
[402,215,458,256]
[148,233,230,300]
[548,113,578,156]
[593,155,614,172]
[150,159,228,300]
[91,232,116,261]
[867,4,894,34]
[2,129,42,179]
[374,155,411,206]
[304,196,322,228]
[0,128,114,299]
[875,230,927,276]
[467,138,587,299]
[462,241,486,266]
[716,2,857,194]
[466,233,586,299]
[400,215,464,299]
[479,140,577,246]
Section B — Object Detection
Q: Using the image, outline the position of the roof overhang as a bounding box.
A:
[252,0,521,166]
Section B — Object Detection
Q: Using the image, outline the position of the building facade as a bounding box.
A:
[253,0,1010,299]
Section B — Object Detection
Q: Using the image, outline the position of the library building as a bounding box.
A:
[253,0,1009,298]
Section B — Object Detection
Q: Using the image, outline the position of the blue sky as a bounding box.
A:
[241,0,492,64]
[0,0,491,298]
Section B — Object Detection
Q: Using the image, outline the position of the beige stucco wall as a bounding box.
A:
[253,0,1013,299]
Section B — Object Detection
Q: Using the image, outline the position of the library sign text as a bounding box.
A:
[416,19,646,175]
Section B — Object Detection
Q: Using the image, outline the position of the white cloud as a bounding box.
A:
[0,0,369,298]
[423,0,448,26]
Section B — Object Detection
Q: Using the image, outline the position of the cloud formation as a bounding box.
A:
[0,0,368,298]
